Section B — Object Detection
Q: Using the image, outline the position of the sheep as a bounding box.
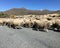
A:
[2,18,13,26]
[0,18,8,26]
[23,18,33,28]
[51,19,60,31]
[9,18,24,29]
[4,18,26,29]
[2,18,14,28]
[0,19,4,25]
[32,19,53,32]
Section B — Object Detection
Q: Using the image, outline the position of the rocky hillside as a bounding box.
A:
[3,8,54,15]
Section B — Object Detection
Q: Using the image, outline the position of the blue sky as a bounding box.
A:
[0,0,60,11]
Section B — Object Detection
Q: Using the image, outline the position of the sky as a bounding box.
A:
[0,0,60,11]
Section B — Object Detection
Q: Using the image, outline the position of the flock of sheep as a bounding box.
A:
[0,14,60,32]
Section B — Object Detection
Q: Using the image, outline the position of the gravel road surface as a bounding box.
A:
[0,26,60,48]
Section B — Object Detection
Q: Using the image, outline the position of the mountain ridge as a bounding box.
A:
[1,8,60,15]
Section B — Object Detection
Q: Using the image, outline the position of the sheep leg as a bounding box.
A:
[44,26,48,32]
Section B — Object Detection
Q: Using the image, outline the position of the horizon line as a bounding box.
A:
[0,7,60,11]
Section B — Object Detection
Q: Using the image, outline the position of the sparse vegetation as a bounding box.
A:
[0,12,9,18]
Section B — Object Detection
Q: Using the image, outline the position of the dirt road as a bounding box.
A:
[0,26,60,48]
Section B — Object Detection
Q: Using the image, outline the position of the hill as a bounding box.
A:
[0,8,59,16]
[3,8,54,15]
